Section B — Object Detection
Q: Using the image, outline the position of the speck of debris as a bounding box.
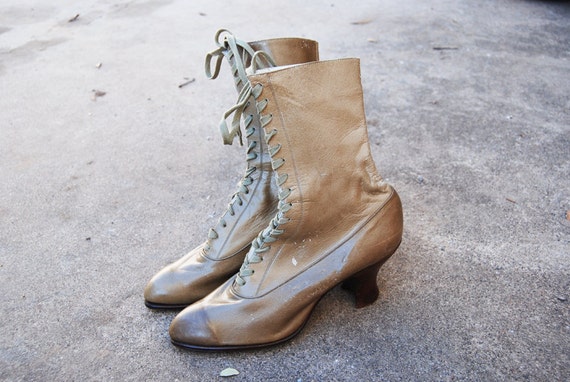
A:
[433,46,458,50]
[178,78,196,88]
[91,89,106,101]
[351,19,373,25]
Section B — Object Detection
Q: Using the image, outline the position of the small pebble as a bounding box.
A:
[220,368,239,377]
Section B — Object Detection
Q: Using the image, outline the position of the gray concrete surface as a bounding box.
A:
[1,0,569,380]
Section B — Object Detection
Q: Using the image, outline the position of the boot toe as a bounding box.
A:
[143,277,169,305]
[144,269,192,308]
[169,307,219,349]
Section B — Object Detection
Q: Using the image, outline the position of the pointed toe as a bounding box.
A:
[143,267,190,309]
[169,307,218,350]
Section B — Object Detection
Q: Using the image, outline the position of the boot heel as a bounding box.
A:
[342,256,391,309]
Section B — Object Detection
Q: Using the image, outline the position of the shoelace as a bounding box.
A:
[235,83,292,286]
[202,31,276,254]
[205,29,253,85]
[206,29,276,145]
[217,50,276,146]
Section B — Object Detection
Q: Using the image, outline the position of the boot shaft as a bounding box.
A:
[248,58,389,241]
[207,30,319,149]
[228,37,319,92]
[203,33,319,258]
[240,37,319,164]
[206,30,319,94]
[249,38,319,69]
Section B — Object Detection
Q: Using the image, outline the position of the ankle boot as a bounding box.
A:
[169,58,404,349]
[144,31,319,309]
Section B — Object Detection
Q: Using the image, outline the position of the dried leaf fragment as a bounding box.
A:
[351,18,373,25]
[95,62,103,69]
[433,46,459,51]
[566,210,570,221]
[220,368,239,377]
[91,89,106,101]
[178,78,196,88]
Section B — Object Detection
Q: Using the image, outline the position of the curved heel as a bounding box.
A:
[342,256,392,309]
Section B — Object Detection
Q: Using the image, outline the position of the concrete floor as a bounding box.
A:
[1,0,569,380]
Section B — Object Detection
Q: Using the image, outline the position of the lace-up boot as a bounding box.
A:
[169,58,404,350]
[144,31,319,309]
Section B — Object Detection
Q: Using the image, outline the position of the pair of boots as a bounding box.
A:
[144,30,403,351]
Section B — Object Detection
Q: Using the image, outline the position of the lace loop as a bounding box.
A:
[251,50,277,73]
[204,29,255,81]
[236,84,295,286]
[271,158,285,170]
[219,84,253,145]
[204,46,225,80]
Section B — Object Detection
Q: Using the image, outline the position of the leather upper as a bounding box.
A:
[169,58,403,347]
[144,37,319,307]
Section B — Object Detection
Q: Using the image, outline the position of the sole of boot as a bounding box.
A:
[171,321,309,351]
[145,301,189,310]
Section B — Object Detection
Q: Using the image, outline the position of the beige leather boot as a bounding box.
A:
[169,58,404,349]
[144,31,319,309]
